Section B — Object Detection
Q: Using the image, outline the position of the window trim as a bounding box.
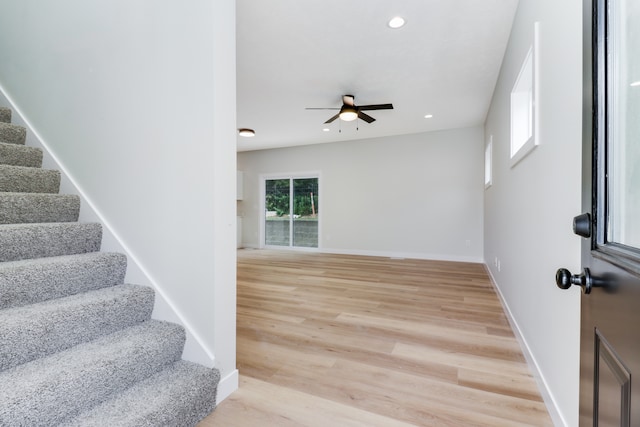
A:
[260,172,321,251]
[485,136,493,189]
[510,22,540,168]
[590,0,640,276]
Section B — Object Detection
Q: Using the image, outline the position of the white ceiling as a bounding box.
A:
[236,0,518,152]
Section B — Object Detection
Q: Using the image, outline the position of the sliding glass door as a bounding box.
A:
[264,176,318,248]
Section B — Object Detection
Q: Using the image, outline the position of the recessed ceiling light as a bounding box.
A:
[424,114,433,119]
[388,16,406,29]
[631,81,640,87]
[238,128,255,137]
[323,128,330,132]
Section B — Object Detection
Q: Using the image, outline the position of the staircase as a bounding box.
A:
[0,107,220,426]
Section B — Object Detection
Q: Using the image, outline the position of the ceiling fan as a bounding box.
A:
[306,95,393,124]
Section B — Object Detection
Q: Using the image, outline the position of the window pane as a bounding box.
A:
[265,179,290,246]
[485,138,493,188]
[510,48,534,157]
[293,178,318,248]
[608,0,640,249]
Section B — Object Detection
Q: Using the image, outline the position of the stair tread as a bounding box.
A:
[0,284,155,371]
[0,320,186,427]
[61,360,219,427]
[0,252,127,309]
[0,142,43,167]
[0,192,80,224]
[0,164,60,193]
[0,222,102,262]
[0,107,10,123]
[0,122,26,145]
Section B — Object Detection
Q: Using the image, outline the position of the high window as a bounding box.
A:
[510,22,540,166]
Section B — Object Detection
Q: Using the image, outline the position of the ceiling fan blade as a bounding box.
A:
[358,111,376,123]
[342,95,355,106]
[358,103,394,111]
[305,107,340,110]
[324,113,340,124]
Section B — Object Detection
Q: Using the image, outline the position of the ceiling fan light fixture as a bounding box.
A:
[339,106,358,122]
[238,128,255,137]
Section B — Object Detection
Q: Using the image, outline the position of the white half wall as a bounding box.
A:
[484,0,582,425]
[238,127,484,263]
[0,0,237,399]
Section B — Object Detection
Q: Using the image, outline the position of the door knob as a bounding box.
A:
[556,268,592,294]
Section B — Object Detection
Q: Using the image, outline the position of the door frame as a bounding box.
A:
[259,171,321,251]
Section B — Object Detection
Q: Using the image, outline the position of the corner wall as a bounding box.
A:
[238,127,484,263]
[484,0,582,425]
[0,0,237,400]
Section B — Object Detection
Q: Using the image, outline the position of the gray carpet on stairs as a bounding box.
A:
[0,122,26,145]
[0,222,102,262]
[0,321,186,427]
[0,105,220,425]
[0,142,43,167]
[0,164,61,193]
[0,252,127,310]
[0,192,80,224]
[0,284,155,371]
[61,360,219,427]
[0,107,10,123]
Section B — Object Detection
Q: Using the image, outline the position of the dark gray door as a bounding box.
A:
[557,0,640,425]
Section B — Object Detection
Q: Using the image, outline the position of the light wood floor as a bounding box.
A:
[199,250,552,426]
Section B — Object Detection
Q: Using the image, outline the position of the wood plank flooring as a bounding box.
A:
[199,250,552,426]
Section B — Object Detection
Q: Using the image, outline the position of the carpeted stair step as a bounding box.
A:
[0,192,80,224]
[0,107,11,124]
[0,122,26,145]
[61,360,219,427]
[0,142,43,167]
[0,284,155,372]
[0,222,102,262]
[0,320,186,427]
[0,252,127,310]
[0,164,60,193]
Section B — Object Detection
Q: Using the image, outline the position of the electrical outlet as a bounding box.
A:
[497,260,501,272]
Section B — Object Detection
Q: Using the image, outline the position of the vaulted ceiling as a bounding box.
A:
[236,0,518,152]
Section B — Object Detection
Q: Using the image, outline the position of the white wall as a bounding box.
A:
[484,0,582,425]
[0,0,237,400]
[238,127,484,262]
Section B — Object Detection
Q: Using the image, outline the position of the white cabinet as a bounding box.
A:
[236,171,244,200]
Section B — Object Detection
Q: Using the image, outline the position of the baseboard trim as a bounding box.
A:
[216,369,239,405]
[240,245,484,264]
[323,247,484,264]
[484,265,566,427]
